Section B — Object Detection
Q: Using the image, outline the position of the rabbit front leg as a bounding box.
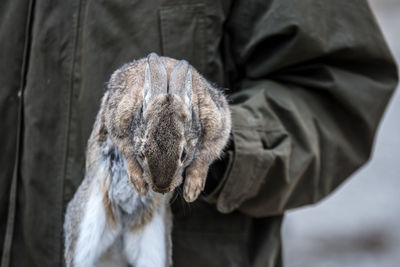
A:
[116,137,149,196]
[183,108,231,202]
[125,155,148,196]
[183,157,211,202]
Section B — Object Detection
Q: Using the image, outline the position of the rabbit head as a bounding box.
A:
[104,53,200,195]
[137,55,199,194]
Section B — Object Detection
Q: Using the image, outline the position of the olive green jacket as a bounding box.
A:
[0,0,397,266]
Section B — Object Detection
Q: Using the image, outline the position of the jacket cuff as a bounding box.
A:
[203,106,275,213]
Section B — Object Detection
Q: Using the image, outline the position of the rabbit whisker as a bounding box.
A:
[168,191,179,207]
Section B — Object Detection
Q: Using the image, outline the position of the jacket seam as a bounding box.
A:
[1,1,35,266]
[59,0,85,264]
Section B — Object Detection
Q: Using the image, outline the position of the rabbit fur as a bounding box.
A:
[64,53,231,267]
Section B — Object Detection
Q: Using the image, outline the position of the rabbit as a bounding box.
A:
[63,53,231,267]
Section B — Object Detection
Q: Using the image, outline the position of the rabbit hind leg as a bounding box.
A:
[97,238,129,267]
[123,208,169,267]
[73,181,120,267]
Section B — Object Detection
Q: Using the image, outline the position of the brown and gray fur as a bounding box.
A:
[64,53,231,267]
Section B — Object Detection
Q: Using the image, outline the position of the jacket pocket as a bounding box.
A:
[159,3,206,74]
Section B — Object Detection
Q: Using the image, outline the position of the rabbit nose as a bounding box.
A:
[151,183,170,194]
[153,179,170,189]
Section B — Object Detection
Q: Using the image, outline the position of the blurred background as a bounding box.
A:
[282,1,400,266]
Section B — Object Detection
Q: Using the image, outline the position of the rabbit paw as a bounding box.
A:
[183,172,206,202]
[130,175,148,196]
[183,178,203,202]
[125,158,147,195]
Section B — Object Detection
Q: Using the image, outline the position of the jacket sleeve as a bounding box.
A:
[204,0,398,216]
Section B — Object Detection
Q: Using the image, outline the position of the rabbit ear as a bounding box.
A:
[169,60,192,109]
[143,53,168,112]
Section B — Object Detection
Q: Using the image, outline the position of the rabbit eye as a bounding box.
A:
[137,152,144,160]
[180,148,187,162]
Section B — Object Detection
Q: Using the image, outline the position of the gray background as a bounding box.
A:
[283,1,400,266]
